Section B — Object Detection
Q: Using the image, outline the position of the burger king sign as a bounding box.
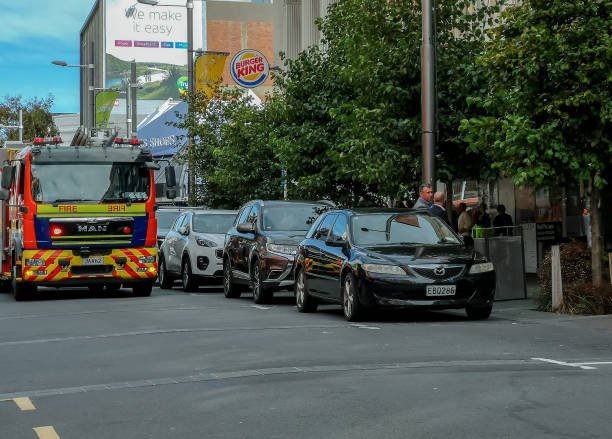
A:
[230,49,270,89]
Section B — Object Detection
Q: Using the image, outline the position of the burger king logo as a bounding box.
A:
[230,49,269,89]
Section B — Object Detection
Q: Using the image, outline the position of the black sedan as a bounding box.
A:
[294,208,495,321]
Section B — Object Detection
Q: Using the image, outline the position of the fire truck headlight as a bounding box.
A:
[25,259,45,267]
[138,256,156,264]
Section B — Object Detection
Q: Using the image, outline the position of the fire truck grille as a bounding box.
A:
[49,217,134,245]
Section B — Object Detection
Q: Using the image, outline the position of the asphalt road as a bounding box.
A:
[1,285,611,439]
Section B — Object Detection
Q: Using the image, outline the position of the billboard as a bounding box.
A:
[105,0,204,100]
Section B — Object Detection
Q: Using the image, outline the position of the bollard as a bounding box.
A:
[551,245,562,311]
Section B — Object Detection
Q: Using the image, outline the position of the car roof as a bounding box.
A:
[191,209,237,215]
[328,207,434,215]
[247,200,332,207]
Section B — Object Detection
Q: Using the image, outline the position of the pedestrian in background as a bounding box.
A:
[413,184,433,209]
[478,202,491,229]
[431,191,451,225]
[457,202,472,236]
[493,204,513,236]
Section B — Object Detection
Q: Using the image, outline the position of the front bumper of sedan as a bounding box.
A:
[357,271,496,310]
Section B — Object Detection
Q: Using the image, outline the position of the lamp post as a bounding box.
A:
[420,0,437,189]
[52,59,95,131]
[137,0,199,205]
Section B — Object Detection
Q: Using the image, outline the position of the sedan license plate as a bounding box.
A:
[82,257,104,265]
[426,285,456,296]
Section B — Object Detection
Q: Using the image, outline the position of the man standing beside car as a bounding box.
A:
[431,191,451,225]
[413,183,433,209]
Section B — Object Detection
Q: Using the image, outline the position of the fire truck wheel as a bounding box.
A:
[12,268,36,301]
[133,282,153,297]
[106,284,121,291]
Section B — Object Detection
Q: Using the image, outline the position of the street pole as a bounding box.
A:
[89,41,96,133]
[130,61,138,139]
[421,0,436,188]
[187,0,195,205]
[18,109,23,142]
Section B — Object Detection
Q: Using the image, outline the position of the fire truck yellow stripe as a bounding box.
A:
[52,235,133,240]
[36,204,146,214]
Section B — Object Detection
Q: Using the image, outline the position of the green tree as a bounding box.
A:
[0,95,58,141]
[176,88,282,208]
[273,0,501,206]
[461,0,612,286]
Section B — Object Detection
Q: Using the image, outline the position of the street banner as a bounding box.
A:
[104,0,203,100]
[95,91,119,128]
[230,49,269,89]
[195,51,230,99]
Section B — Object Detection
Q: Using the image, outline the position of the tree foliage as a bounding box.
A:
[461,0,612,285]
[461,0,611,189]
[177,89,282,208]
[273,0,501,205]
[0,95,58,141]
[179,0,503,208]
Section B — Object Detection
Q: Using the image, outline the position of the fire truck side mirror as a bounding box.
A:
[1,165,15,190]
[0,189,9,201]
[165,166,177,188]
[165,188,177,200]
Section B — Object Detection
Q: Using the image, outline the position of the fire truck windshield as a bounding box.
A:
[30,162,151,204]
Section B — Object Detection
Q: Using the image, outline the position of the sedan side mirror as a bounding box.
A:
[237,223,255,234]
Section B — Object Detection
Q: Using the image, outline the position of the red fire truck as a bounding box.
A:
[0,137,174,300]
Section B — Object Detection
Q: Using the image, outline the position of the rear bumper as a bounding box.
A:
[20,248,157,283]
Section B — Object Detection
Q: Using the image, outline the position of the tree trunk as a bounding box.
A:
[590,182,603,288]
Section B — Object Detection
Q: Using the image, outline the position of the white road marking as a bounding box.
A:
[532,357,597,370]
[252,305,272,310]
[351,324,381,330]
[574,361,612,366]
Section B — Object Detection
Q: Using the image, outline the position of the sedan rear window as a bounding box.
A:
[262,205,327,231]
[352,213,460,246]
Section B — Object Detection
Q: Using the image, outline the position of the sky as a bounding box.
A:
[0,0,96,114]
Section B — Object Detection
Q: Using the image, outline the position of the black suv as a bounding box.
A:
[222,200,330,303]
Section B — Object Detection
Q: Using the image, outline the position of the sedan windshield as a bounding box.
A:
[262,205,327,232]
[352,213,461,246]
[31,162,150,204]
[192,214,236,234]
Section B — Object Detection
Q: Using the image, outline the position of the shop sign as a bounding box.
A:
[230,49,269,88]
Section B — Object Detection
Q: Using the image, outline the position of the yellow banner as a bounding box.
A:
[195,51,229,99]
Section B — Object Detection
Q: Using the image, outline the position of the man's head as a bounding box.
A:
[497,204,506,214]
[458,202,466,213]
[433,191,446,206]
[419,184,433,202]
[479,202,487,212]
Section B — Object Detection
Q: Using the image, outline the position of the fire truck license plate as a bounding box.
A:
[82,257,104,265]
